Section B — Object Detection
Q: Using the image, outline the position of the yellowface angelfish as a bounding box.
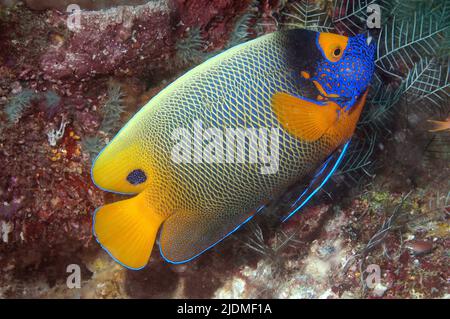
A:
[91,29,376,269]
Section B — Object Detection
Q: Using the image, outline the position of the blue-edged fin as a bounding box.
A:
[158,205,265,264]
[271,92,341,142]
[93,192,166,270]
[281,140,351,222]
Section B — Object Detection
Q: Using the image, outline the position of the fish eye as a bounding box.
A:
[317,33,348,62]
[333,47,342,57]
[127,169,147,185]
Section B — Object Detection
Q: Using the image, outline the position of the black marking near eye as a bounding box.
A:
[127,169,147,185]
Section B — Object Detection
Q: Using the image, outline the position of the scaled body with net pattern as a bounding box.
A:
[91,29,375,269]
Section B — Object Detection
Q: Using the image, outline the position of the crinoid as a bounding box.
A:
[281,0,332,32]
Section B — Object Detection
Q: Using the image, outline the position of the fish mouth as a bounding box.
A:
[312,80,353,106]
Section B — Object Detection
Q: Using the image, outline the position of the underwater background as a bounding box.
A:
[0,0,448,299]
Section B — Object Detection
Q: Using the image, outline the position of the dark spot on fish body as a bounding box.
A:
[127,169,147,185]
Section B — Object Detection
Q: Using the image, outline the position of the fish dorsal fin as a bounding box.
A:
[271,92,340,142]
[281,141,351,222]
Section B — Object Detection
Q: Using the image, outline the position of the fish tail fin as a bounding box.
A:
[428,120,450,132]
[93,193,165,270]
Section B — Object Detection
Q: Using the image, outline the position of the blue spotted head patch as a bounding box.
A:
[312,32,376,109]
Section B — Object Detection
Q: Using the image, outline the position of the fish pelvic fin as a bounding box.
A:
[271,92,340,142]
[427,120,450,132]
[93,192,166,270]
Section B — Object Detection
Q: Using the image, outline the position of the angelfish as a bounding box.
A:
[91,29,376,269]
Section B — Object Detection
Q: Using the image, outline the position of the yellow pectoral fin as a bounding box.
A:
[93,192,166,270]
[271,92,340,142]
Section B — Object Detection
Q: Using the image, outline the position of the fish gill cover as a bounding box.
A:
[0,0,448,299]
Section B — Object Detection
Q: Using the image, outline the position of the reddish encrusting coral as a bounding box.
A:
[173,0,251,49]
[37,0,272,83]
[0,109,103,287]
